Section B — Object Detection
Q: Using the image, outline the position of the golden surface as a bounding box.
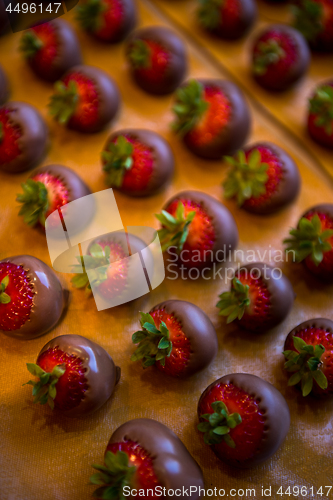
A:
[0,1,333,499]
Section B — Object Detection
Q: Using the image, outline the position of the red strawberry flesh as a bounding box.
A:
[236,268,271,328]
[221,0,242,28]
[95,0,124,40]
[29,23,58,69]
[135,40,170,84]
[63,73,99,129]
[0,108,22,165]
[32,171,70,219]
[91,240,129,299]
[304,211,333,275]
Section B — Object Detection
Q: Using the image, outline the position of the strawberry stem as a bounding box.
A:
[128,39,151,69]
[216,278,250,323]
[131,312,172,367]
[0,275,11,304]
[48,80,79,125]
[155,201,196,253]
[292,0,323,42]
[309,85,333,136]
[198,401,242,447]
[172,80,209,135]
[19,30,44,58]
[71,244,111,294]
[102,136,134,187]
[253,39,286,76]
[23,362,66,410]
[76,0,107,32]
[90,450,136,499]
[16,179,49,227]
[197,0,224,30]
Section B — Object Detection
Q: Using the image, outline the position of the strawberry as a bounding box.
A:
[156,190,238,269]
[0,101,47,173]
[0,64,9,105]
[24,334,120,417]
[292,0,333,52]
[197,373,290,467]
[48,65,120,133]
[172,79,250,159]
[126,26,187,95]
[19,19,82,82]
[307,81,333,148]
[223,142,301,214]
[102,129,174,196]
[131,300,217,377]
[197,0,257,40]
[252,24,310,91]
[0,255,65,339]
[76,0,136,43]
[284,204,333,281]
[217,263,295,332]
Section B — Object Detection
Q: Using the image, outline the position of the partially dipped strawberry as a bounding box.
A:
[197,0,257,39]
[0,255,65,339]
[284,204,333,282]
[223,142,301,214]
[0,101,47,173]
[292,0,333,52]
[172,79,251,159]
[197,373,290,468]
[24,334,120,416]
[217,263,295,332]
[0,64,9,105]
[19,19,82,82]
[102,129,174,196]
[156,190,238,269]
[90,418,204,499]
[16,164,91,228]
[49,65,120,133]
[126,26,187,95]
[283,318,333,397]
[131,300,218,377]
[252,24,310,91]
[77,0,136,43]
[308,81,333,148]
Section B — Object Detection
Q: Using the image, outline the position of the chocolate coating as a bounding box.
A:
[103,129,174,196]
[0,101,48,173]
[0,64,9,104]
[182,79,251,159]
[126,26,187,95]
[198,373,290,468]
[0,255,66,340]
[149,300,218,377]
[85,0,136,43]
[108,418,204,497]
[252,25,310,91]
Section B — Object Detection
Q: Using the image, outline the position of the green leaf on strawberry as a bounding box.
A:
[128,39,151,69]
[49,80,79,125]
[19,30,43,58]
[283,336,328,396]
[309,85,333,136]
[216,278,250,323]
[71,243,112,294]
[23,362,66,409]
[16,179,49,227]
[223,149,269,206]
[291,0,323,42]
[90,450,136,500]
[155,201,196,253]
[102,136,134,187]
[253,39,286,76]
[131,312,172,368]
[0,275,11,304]
[76,0,107,32]
[197,0,224,30]
[198,400,242,447]
[284,214,333,266]
[172,80,209,135]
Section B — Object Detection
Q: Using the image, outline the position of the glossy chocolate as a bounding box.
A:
[0,64,9,104]
[126,26,187,95]
[0,255,66,340]
[252,25,310,91]
[108,418,204,497]
[0,101,48,173]
[149,300,218,377]
[198,373,290,468]
[37,334,120,417]
[103,129,174,196]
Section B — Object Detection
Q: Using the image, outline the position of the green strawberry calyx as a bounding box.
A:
[90,450,136,500]
[0,275,11,304]
[130,312,172,368]
[216,278,250,324]
[19,30,44,58]
[76,0,107,32]
[155,201,196,253]
[128,39,151,69]
[292,0,323,42]
[198,401,242,448]
[102,136,134,187]
[172,80,209,135]
[223,149,269,206]
[253,39,286,76]
[71,243,112,294]
[197,0,224,30]
[16,179,49,227]
[23,362,66,410]
[309,85,333,136]
[48,80,79,125]
[284,214,333,266]
[283,336,328,397]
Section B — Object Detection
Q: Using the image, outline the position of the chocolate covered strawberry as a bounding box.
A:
[172,79,251,159]
[252,24,310,91]
[217,263,295,332]
[17,164,91,228]
[197,0,257,39]
[24,334,120,416]
[284,203,333,282]
[223,142,301,214]
[307,81,333,148]
[77,0,136,43]
[131,300,218,377]
[283,318,333,397]
[292,0,333,52]
[102,129,174,196]
[49,65,120,133]
[19,19,82,82]
[0,255,65,339]
[90,418,204,499]
[197,373,290,468]
[0,101,47,173]
[156,190,238,269]
[126,26,187,95]
[0,64,9,105]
